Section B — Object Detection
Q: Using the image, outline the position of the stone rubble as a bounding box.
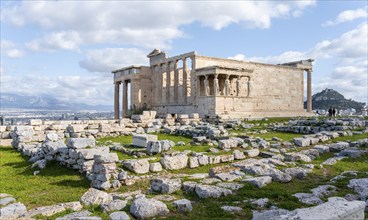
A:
[1,116,367,219]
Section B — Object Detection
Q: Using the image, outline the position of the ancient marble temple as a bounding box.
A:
[112,49,314,119]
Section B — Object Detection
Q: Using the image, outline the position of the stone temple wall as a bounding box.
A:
[194,56,308,119]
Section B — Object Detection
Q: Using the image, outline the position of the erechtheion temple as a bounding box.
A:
[112,49,314,119]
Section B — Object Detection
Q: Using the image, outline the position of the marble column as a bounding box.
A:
[307,69,312,112]
[182,58,187,103]
[122,81,128,118]
[174,60,179,103]
[166,62,171,104]
[114,82,120,119]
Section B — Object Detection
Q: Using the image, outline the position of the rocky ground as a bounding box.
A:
[0,116,367,219]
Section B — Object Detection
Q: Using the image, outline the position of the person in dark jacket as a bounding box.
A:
[328,107,333,117]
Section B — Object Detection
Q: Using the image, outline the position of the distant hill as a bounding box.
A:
[0,93,113,111]
[304,88,365,111]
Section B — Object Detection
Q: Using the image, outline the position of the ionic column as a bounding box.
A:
[122,81,128,117]
[182,58,188,103]
[174,60,179,103]
[307,69,312,112]
[166,62,171,104]
[114,82,120,119]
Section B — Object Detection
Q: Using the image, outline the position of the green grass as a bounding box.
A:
[250,132,303,142]
[97,135,133,145]
[172,145,211,153]
[245,117,292,125]
[0,146,90,209]
[326,133,368,143]
[164,153,368,220]
[157,133,192,144]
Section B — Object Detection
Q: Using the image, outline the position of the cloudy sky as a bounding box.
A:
[1,0,367,107]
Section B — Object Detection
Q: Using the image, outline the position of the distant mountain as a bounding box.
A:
[0,93,113,111]
[304,88,365,111]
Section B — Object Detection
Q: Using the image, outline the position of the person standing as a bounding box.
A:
[332,108,336,117]
[328,106,333,117]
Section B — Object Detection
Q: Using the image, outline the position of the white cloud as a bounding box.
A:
[26,31,82,52]
[2,1,316,50]
[314,62,367,103]
[1,39,26,58]
[1,40,15,49]
[309,23,367,59]
[231,23,368,64]
[6,49,25,58]
[79,48,149,73]
[323,6,368,26]
[229,23,368,103]
[230,51,307,64]
[1,72,113,105]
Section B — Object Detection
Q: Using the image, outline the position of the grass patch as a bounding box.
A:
[172,145,211,153]
[97,135,133,145]
[326,133,368,143]
[245,117,292,125]
[0,145,90,209]
[157,133,192,144]
[165,153,368,220]
[250,132,302,142]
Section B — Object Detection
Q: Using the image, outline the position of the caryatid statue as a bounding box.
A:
[204,75,210,96]
[236,76,241,96]
[247,77,252,97]
[224,75,231,96]
[214,75,219,95]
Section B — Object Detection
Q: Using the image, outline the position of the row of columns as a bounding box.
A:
[200,74,252,97]
[153,57,193,105]
[114,80,129,119]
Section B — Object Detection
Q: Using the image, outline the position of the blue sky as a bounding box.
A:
[1,1,367,106]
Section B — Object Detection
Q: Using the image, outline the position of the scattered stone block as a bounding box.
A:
[67,138,95,149]
[80,188,112,206]
[24,204,66,217]
[0,197,16,206]
[130,197,169,219]
[294,138,310,147]
[244,149,260,157]
[109,211,130,220]
[242,176,272,188]
[173,199,192,213]
[151,178,182,194]
[149,162,163,172]
[221,206,243,213]
[123,159,149,174]
[132,134,157,148]
[101,200,127,212]
[0,202,27,219]
[160,154,188,170]
[195,184,232,199]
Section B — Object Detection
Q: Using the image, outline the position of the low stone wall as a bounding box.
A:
[274,118,368,134]
[11,126,120,190]
[0,111,202,142]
